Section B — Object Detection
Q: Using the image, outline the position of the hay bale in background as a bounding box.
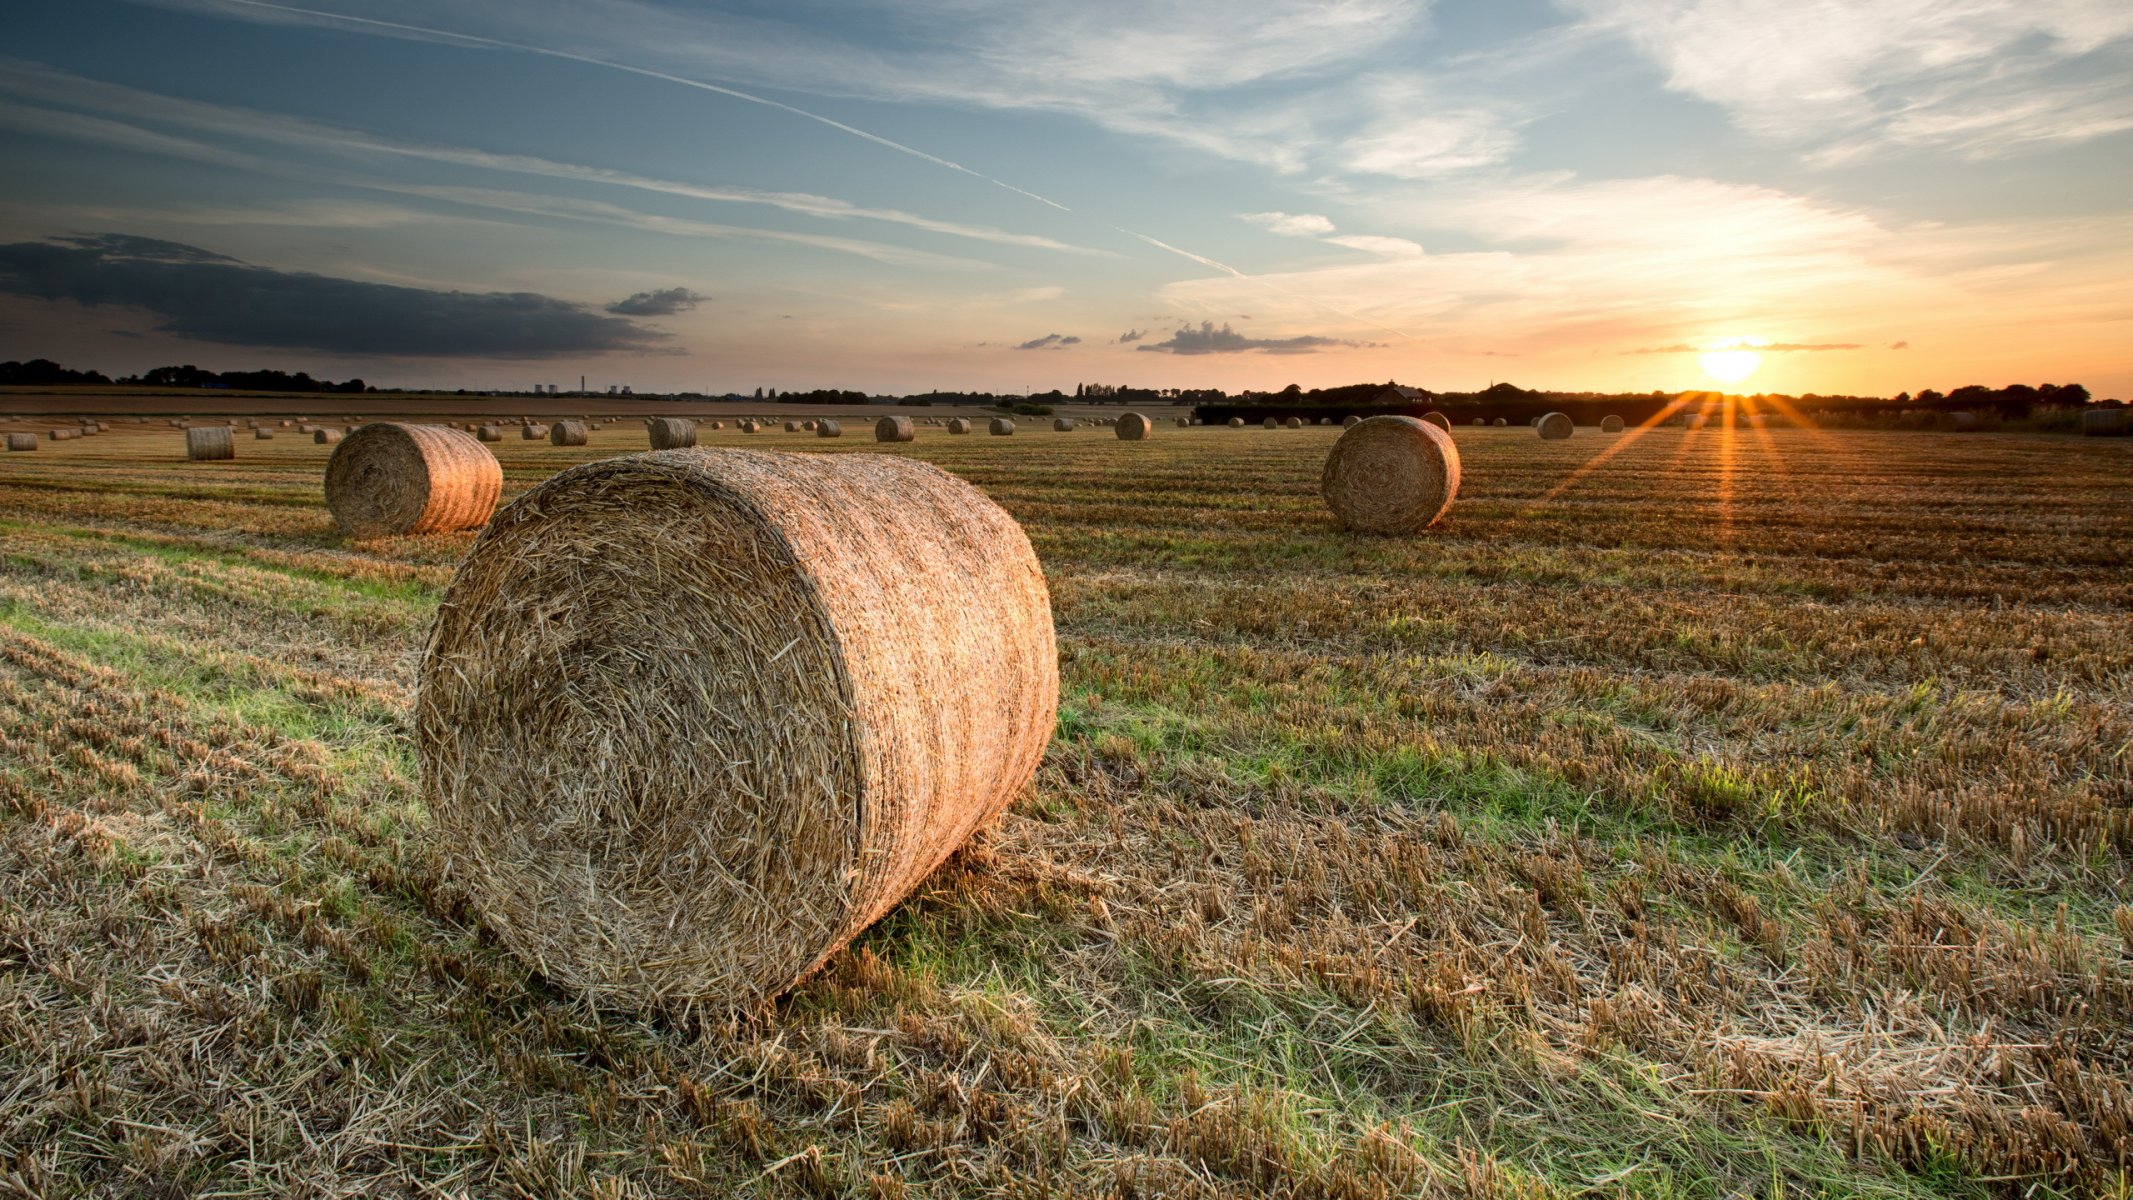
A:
[989,417,1015,436]
[804,420,820,432]
[1321,416,1461,535]
[314,428,344,445]
[477,425,504,442]
[2081,409,2128,436]
[7,433,37,451]
[326,423,502,538]
[1601,415,1625,433]
[49,429,77,441]
[1343,415,1362,428]
[417,448,1057,1010]
[707,421,725,431]
[1422,412,1452,432]
[875,416,914,443]
[1229,417,1246,428]
[1053,417,1075,432]
[1117,412,1152,441]
[255,427,276,439]
[1263,417,1279,429]
[550,420,589,446]
[1537,412,1573,440]
[648,417,698,450]
[1174,416,1190,428]
[186,426,235,460]
[1492,417,1508,427]
[522,424,550,440]
[1472,418,1486,426]
[816,419,842,438]
[948,418,972,434]
[1282,417,1304,429]
[785,421,802,433]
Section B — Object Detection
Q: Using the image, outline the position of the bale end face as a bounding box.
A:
[1600,415,1625,433]
[1053,418,1075,432]
[1537,412,1573,440]
[1281,417,1304,429]
[989,417,1015,436]
[874,416,914,443]
[816,419,842,438]
[314,428,344,445]
[1228,417,1246,428]
[550,420,589,446]
[1116,412,1152,441]
[947,418,972,434]
[1321,416,1461,535]
[1421,412,1452,432]
[326,423,502,538]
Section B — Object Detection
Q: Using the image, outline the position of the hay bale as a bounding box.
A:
[7,433,37,451]
[1421,412,1452,432]
[1342,415,1361,428]
[707,421,724,431]
[1492,417,1507,426]
[1174,416,1190,428]
[784,421,802,433]
[1229,417,1246,428]
[1601,415,1625,433]
[875,415,915,443]
[648,417,698,450]
[1262,417,1278,429]
[1117,412,1153,441]
[48,428,77,441]
[1684,413,1709,430]
[314,428,344,445]
[1282,417,1304,429]
[550,420,589,446]
[255,427,276,439]
[816,419,842,438]
[1053,417,1075,432]
[1472,418,1485,427]
[477,425,504,442]
[2081,408,2128,436]
[326,423,502,537]
[804,420,819,432]
[522,423,549,440]
[948,418,972,434]
[186,426,235,460]
[989,417,1015,436]
[1536,412,1573,440]
[1321,417,1459,534]
[417,448,1057,1009]
[1951,411,1978,430]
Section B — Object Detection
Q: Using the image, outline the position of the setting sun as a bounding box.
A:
[1699,347,1764,385]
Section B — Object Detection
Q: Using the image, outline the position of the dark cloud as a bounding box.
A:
[0,233,668,358]
[1116,328,1145,343]
[1014,333,1081,350]
[607,287,705,316]
[1134,321,1357,356]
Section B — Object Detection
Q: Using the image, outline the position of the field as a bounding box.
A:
[1,418,2129,1199]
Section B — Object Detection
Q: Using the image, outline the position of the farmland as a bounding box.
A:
[1,419,2129,1198]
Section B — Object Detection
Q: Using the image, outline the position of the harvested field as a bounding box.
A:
[0,421,2129,1198]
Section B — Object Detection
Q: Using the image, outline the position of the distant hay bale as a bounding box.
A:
[989,417,1015,436]
[948,418,972,434]
[550,420,589,446]
[477,425,504,442]
[522,424,549,440]
[1421,412,1452,432]
[707,421,724,431]
[1282,417,1303,429]
[1343,415,1361,428]
[785,421,802,433]
[1601,415,1625,433]
[1472,418,1485,426]
[1537,412,1573,440]
[1321,416,1460,535]
[1229,417,1245,428]
[186,426,235,460]
[804,420,819,432]
[49,428,77,441]
[255,427,276,439]
[314,428,344,445]
[817,419,842,438]
[326,423,503,538]
[1117,412,1152,440]
[875,415,915,443]
[1054,418,1075,432]
[1263,417,1279,429]
[1684,413,1709,430]
[1174,416,1190,428]
[417,448,1057,1010]
[7,433,37,451]
[1951,411,1978,430]
[1492,417,1508,426]
[2081,408,2128,436]
[648,417,698,450]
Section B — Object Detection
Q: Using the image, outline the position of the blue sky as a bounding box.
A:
[2,0,2129,396]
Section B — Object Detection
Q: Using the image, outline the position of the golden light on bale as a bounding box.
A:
[1601,415,1625,433]
[1537,412,1573,440]
[417,448,1058,1010]
[186,426,235,460]
[875,415,915,443]
[989,417,1015,436]
[477,425,504,442]
[1229,417,1246,428]
[49,428,77,441]
[7,433,37,451]
[550,420,589,446]
[804,420,819,432]
[1321,416,1461,535]
[817,419,842,438]
[948,418,972,434]
[325,423,503,538]
[1421,411,1452,432]
[648,417,698,450]
[1117,412,1152,440]
[707,420,725,431]
[1053,417,1075,432]
[255,427,276,439]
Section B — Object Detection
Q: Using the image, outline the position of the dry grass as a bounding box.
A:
[0,421,2128,1197]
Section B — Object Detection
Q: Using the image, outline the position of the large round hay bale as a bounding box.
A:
[477,425,504,442]
[2081,408,2128,436]
[417,448,1057,1009]
[1321,416,1460,535]
[1421,412,1452,432]
[1536,412,1573,440]
[522,423,549,440]
[186,426,235,460]
[1343,415,1362,428]
[875,415,915,443]
[254,427,276,439]
[7,433,37,451]
[550,420,589,446]
[1117,412,1152,440]
[816,419,842,438]
[315,428,344,445]
[989,417,1015,436]
[1053,417,1075,432]
[1282,416,1304,429]
[948,418,972,435]
[1492,417,1507,427]
[648,417,698,449]
[326,423,502,538]
[1229,417,1246,428]
[1601,415,1625,433]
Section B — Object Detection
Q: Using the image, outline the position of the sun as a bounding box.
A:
[1699,347,1764,385]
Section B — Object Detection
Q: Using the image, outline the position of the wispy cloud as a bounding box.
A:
[1135,320,1358,355]
[1239,212,1336,237]
[607,287,703,316]
[1014,333,1081,350]
[1116,328,1145,343]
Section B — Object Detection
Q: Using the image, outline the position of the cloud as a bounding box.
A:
[0,233,666,357]
[1239,212,1337,237]
[607,287,705,316]
[1324,234,1425,258]
[1015,333,1082,350]
[1135,321,1359,355]
[1890,340,1910,349]
[1116,328,1145,343]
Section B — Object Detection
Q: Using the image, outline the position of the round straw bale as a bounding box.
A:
[804,420,819,432]
[875,415,915,443]
[1421,412,1452,432]
[1536,412,1573,440]
[1472,418,1485,426]
[816,419,842,438]
[707,421,724,431]
[1600,415,1624,433]
[1321,416,1461,535]
[1343,415,1361,428]
[948,418,972,434]
[1174,416,1190,428]
[550,420,589,446]
[1117,412,1152,440]
[418,448,1056,1009]
[315,428,344,445]
[2081,408,2128,436]
[1263,417,1279,429]
[1229,417,1246,428]
[1282,416,1304,429]
[989,417,1015,435]
[1492,417,1507,426]
[255,427,276,439]
[522,423,549,440]
[1053,417,1075,432]
[186,426,235,460]
[648,417,698,449]
[326,423,502,537]
[49,428,77,441]
[477,424,504,442]
[7,433,37,451]
[785,421,802,433]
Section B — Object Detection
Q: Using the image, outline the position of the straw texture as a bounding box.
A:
[7,433,36,451]
[1537,412,1573,440]
[875,416,914,443]
[817,419,842,438]
[784,421,801,433]
[314,428,344,445]
[1601,415,1625,433]
[648,418,698,450]
[1229,418,1246,428]
[325,423,503,538]
[1320,416,1461,535]
[477,425,504,442]
[255,427,276,439]
[522,424,550,440]
[49,429,78,441]
[948,418,972,434]
[1282,417,1304,429]
[550,420,589,446]
[186,427,235,460]
[1422,412,1452,432]
[418,448,1058,1011]
[1053,418,1075,432]
[1117,413,1152,441]
[989,418,1015,436]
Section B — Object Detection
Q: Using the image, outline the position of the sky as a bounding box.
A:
[1,0,2129,397]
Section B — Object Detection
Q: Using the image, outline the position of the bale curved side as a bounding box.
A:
[1117,413,1152,441]
[1493,417,1507,426]
[186,427,235,460]
[1601,415,1624,433]
[875,416,915,443]
[417,448,1057,1010]
[1320,416,1461,535]
[948,418,972,434]
[817,419,842,438]
[550,420,589,446]
[522,424,549,441]
[1053,418,1075,432]
[989,418,1015,436]
[1281,417,1303,429]
[255,427,276,439]
[1537,412,1573,440]
[1422,412,1452,432]
[477,425,503,442]
[7,433,37,451]
[1229,417,1246,428]
[648,418,698,450]
[326,423,503,537]
[314,428,343,445]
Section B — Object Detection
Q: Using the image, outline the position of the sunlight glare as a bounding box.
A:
[1699,348,1763,385]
